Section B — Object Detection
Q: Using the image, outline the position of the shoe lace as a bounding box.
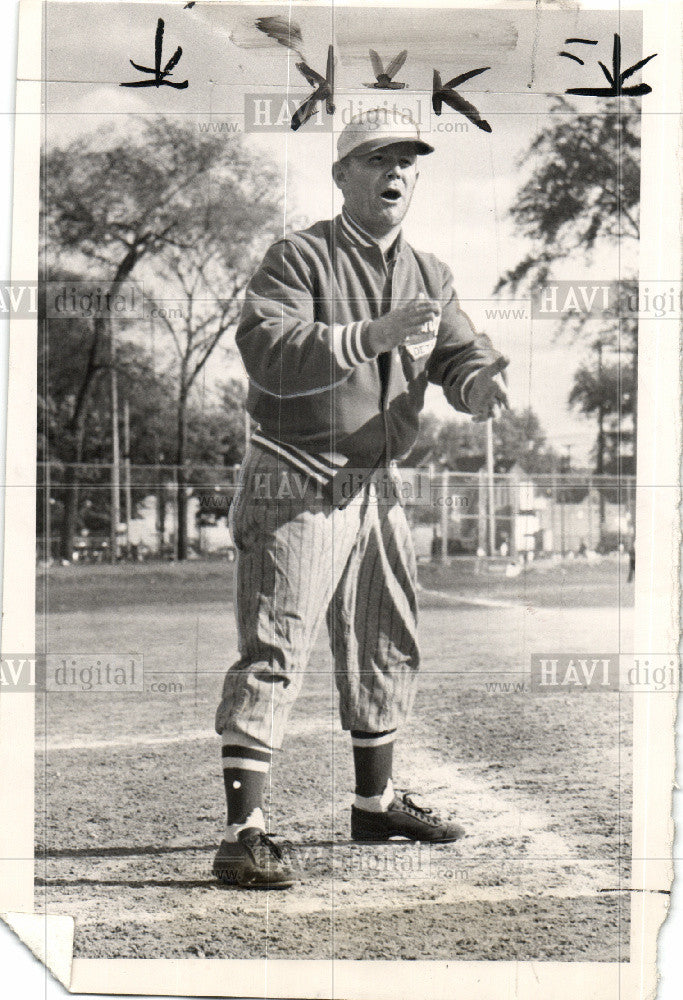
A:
[244,830,285,862]
[397,790,439,822]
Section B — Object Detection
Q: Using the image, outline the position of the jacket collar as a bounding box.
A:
[338,206,405,259]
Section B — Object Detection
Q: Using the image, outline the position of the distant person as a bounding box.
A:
[431,527,443,560]
[627,540,636,582]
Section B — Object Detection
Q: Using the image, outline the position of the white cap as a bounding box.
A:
[336,109,434,163]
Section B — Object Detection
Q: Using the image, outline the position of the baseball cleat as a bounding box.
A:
[212,828,295,888]
[351,791,466,843]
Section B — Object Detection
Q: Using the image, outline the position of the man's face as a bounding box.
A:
[333,142,419,235]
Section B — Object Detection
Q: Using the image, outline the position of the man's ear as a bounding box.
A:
[332,160,346,191]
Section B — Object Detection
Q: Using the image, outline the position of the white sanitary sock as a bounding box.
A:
[224,807,266,842]
[353,778,394,813]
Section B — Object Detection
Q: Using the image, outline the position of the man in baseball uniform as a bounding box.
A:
[213,110,508,888]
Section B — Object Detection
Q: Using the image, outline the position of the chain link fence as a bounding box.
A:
[405,467,635,563]
[36,461,636,565]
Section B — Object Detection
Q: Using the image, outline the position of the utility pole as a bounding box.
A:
[486,418,495,556]
[109,319,121,565]
[509,465,519,559]
[564,444,571,555]
[123,399,132,552]
[560,477,566,556]
[587,474,595,548]
[595,339,606,530]
[440,467,449,563]
[551,455,558,554]
[477,467,487,555]
[45,459,51,563]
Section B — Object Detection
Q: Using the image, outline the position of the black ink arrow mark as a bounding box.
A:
[566,34,657,97]
[432,66,491,132]
[291,45,335,131]
[121,18,189,89]
[364,49,408,89]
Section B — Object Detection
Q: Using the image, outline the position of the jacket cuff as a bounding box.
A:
[335,321,374,369]
[460,369,479,411]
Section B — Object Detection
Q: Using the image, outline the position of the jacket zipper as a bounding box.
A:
[380,249,401,460]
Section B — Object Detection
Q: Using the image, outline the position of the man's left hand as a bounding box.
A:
[467,356,510,422]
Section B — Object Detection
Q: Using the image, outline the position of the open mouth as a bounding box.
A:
[380,188,402,203]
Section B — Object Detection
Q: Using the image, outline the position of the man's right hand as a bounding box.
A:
[363,299,441,355]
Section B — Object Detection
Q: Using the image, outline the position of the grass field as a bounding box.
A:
[36,552,634,614]
[35,558,634,961]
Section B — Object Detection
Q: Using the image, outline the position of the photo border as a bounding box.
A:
[0,1,679,996]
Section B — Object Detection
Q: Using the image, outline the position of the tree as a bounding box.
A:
[43,119,222,558]
[405,408,556,474]
[495,97,640,293]
[492,408,558,475]
[43,116,283,558]
[37,267,179,554]
[38,265,111,558]
[435,419,483,469]
[218,379,249,466]
[401,412,445,467]
[146,167,282,558]
[495,98,640,475]
[43,117,248,270]
[569,347,635,478]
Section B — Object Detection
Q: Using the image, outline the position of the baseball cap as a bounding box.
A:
[336,109,434,162]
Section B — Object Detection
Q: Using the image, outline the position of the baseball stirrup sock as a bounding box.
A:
[351,728,396,800]
[221,731,273,826]
[222,732,273,772]
[224,807,266,842]
[351,729,397,749]
[354,779,395,813]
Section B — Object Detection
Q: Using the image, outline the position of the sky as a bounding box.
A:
[41,2,645,464]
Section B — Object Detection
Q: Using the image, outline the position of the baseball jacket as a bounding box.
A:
[236,207,503,494]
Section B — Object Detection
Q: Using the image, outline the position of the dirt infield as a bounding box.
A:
[35,562,633,960]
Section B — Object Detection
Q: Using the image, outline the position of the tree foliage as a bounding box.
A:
[494,98,641,477]
[495,98,640,294]
[41,116,284,558]
[569,359,634,419]
[142,147,283,557]
[405,408,557,475]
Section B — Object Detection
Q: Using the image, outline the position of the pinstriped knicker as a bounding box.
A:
[214,443,420,748]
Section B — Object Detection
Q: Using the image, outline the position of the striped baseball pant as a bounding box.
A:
[215,444,420,749]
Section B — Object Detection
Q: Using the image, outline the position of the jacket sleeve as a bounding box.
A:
[236,238,372,398]
[426,262,504,413]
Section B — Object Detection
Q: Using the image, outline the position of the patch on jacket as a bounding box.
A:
[404,335,437,360]
[404,313,439,359]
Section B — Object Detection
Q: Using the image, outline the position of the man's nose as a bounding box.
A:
[385,163,401,179]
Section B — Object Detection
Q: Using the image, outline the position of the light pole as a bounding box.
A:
[486,417,495,556]
[559,445,571,556]
[109,317,121,565]
[123,399,132,553]
[440,467,449,563]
